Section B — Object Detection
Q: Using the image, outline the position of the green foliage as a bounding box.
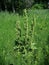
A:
[32,4,44,9]
[0,0,48,12]
[0,9,49,65]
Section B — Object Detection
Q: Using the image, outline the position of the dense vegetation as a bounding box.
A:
[0,9,49,65]
[0,0,49,12]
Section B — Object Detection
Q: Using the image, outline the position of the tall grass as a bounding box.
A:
[0,10,49,65]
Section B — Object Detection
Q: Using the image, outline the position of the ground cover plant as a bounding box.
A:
[0,9,49,65]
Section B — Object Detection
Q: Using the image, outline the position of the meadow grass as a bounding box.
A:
[0,9,49,65]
